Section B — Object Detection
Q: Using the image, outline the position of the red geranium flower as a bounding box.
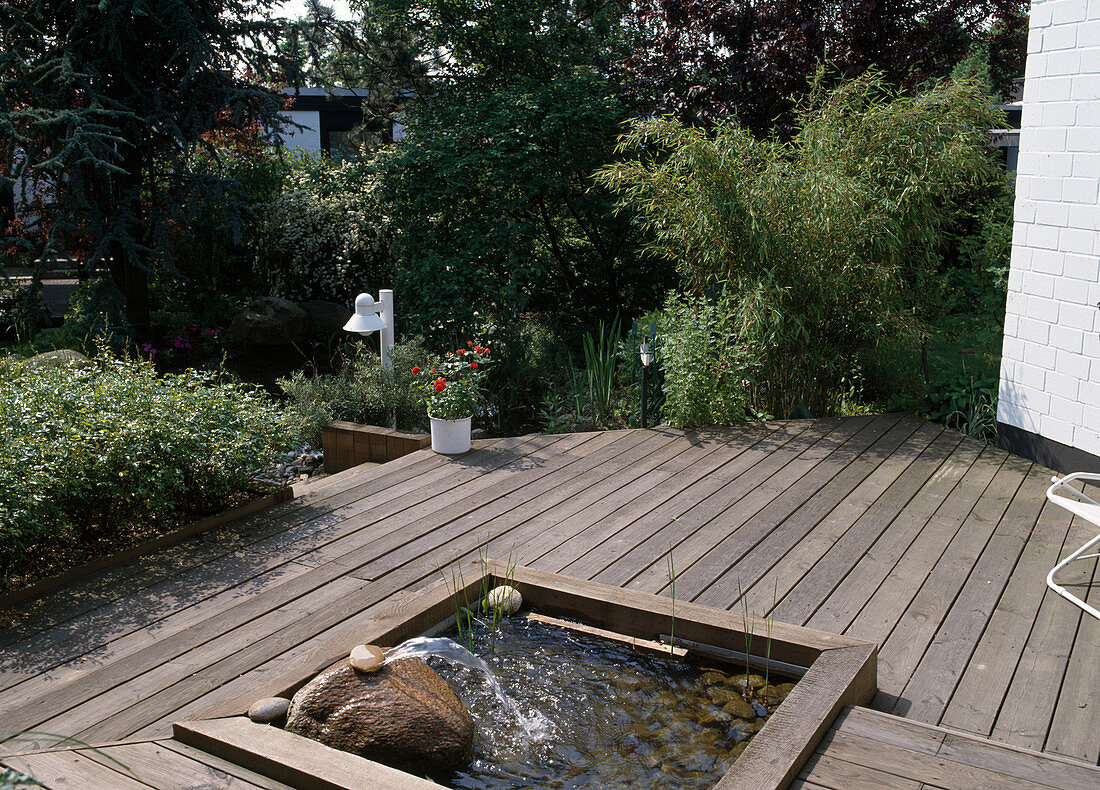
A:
[467,340,473,345]
[456,348,466,355]
[470,362,478,368]
[431,368,437,373]
[411,366,421,374]
[434,378,447,393]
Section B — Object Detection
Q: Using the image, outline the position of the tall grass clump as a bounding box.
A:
[0,354,294,589]
[598,71,1005,422]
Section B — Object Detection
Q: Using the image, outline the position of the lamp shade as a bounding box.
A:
[344,293,387,334]
[639,341,652,367]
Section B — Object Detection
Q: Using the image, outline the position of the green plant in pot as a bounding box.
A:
[415,343,490,454]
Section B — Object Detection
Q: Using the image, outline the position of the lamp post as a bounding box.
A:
[343,289,395,372]
[639,322,654,429]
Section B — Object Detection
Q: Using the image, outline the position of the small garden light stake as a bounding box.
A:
[639,322,654,429]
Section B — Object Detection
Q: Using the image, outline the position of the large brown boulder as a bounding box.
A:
[229,297,308,346]
[285,656,473,772]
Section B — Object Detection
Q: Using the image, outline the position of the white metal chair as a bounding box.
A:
[1045,472,1100,621]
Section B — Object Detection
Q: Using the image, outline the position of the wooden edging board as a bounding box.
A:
[0,486,293,611]
[175,562,877,790]
[322,421,431,472]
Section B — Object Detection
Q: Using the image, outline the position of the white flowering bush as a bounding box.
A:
[256,153,391,302]
[0,354,295,588]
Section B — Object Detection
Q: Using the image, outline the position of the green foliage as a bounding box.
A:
[279,338,434,444]
[655,290,756,429]
[582,317,621,422]
[598,72,1005,418]
[0,354,294,588]
[0,280,50,342]
[169,145,292,297]
[922,369,999,444]
[379,66,660,341]
[256,152,392,303]
[62,277,132,348]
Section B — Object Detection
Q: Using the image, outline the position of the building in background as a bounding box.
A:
[280,88,405,160]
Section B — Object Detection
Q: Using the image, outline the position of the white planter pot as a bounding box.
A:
[430,415,472,455]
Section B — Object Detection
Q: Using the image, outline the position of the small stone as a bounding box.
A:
[731,673,767,692]
[349,644,385,672]
[486,585,522,614]
[248,696,291,723]
[722,695,758,720]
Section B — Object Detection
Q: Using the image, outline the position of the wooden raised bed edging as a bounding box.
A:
[0,486,293,611]
[322,421,432,472]
[174,561,877,790]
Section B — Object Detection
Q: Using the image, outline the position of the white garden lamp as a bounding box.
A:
[344,289,395,372]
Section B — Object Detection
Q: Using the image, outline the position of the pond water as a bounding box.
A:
[422,616,785,790]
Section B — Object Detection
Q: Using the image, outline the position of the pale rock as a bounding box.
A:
[486,585,522,614]
[350,644,385,672]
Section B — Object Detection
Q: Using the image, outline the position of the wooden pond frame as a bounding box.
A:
[174,561,877,790]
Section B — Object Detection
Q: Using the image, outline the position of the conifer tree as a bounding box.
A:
[0,0,291,334]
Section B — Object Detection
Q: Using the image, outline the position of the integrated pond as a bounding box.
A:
[415,615,792,790]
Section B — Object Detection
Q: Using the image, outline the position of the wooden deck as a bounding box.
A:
[1,415,1098,787]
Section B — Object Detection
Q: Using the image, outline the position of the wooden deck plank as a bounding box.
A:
[804,439,997,636]
[620,418,858,604]
[546,418,870,581]
[733,421,943,617]
[594,414,915,593]
[869,455,1033,711]
[0,434,544,685]
[938,496,1075,737]
[624,416,890,609]
[798,751,924,790]
[1043,549,1100,763]
[157,741,298,790]
[0,432,627,731]
[80,740,287,789]
[1,418,1096,786]
[1,748,154,789]
[0,445,449,650]
[839,707,1100,790]
[42,435,683,740]
[893,463,1052,723]
[767,428,965,626]
[989,514,1096,752]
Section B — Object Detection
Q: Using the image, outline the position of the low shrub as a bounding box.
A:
[279,338,435,445]
[654,290,759,428]
[0,354,294,588]
[921,370,999,444]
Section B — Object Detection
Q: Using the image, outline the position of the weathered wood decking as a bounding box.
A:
[1,415,1097,787]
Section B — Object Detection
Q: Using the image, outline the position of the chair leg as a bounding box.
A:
[1047,530,1100,621]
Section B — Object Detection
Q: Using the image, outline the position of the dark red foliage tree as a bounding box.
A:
[623,0,1029,135]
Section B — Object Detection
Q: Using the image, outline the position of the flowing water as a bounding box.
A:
[404,617,784,790]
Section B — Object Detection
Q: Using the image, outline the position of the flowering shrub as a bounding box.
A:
[256,153,391,302]
[414,343,490,420]
[0,354,294,588]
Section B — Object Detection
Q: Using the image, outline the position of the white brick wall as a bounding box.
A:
[999,0,1100,457]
